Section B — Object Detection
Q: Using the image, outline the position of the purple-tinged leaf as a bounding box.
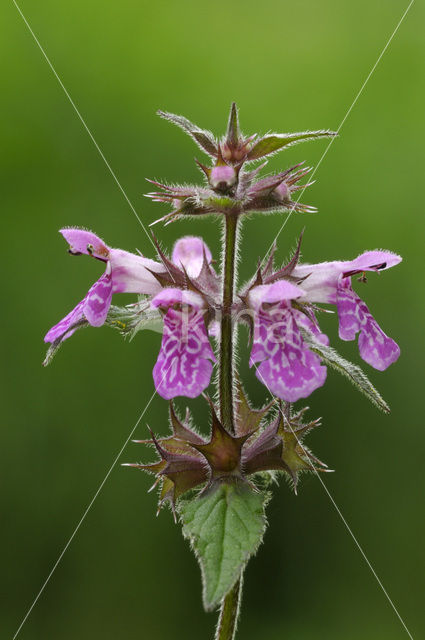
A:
[158,110,218,156]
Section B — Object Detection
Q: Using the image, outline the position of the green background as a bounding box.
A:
[1,1,424,638]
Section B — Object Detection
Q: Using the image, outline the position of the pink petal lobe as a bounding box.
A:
[153,305,215,399]
[292,309,329,346]
[60,228,110,259]
[250,301,326,402]
[83,273,113,327]
[342,250,402,276]
[292,250,402,304]
[152,288,204,309]
[44,299,85,343]
[248,280,305,310]
[109,249,163,295]
[337,278,400,371]
[172,236,213,278]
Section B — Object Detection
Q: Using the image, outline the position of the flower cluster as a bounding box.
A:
[45,229,400,402]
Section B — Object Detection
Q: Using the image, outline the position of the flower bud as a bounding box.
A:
[209,164,237,192]
[273,181,291,203]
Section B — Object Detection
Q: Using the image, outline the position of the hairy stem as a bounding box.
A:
[215,577,243,640]
[216,213,242,640]
[219,213,238,435]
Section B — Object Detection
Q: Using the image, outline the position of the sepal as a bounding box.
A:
[235,377,275,436]
[105,301,163,339]
[126,423,208,517]
[192,397,251,479]
[242,405,328,492]
[240,230,305,299]
[276,406,328,493]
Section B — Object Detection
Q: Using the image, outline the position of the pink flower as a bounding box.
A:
[151,289,216,399]
[44,229,217,399]
[292,250,401,370]
[45,228,166,343]
[171,236,213,278]
[248,281,327,402]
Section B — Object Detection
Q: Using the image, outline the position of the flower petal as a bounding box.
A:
[292,309,329,346]
[342,250,402,277]
[109,249,163,295]
[60,228,110,259]
[44,299,85,343]
[83,272,113,327]
[292,250,402,304]
[248,280,305,310]
[153,308,215,399]
[337,278,400,371]
[172,236,212,278]
[152,288,205,309]
[250,302,327,401]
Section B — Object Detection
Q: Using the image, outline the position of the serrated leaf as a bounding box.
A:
[301,329,390,413]
[179,482,268,611]
[157,110,218,156]
[247,130,336,161]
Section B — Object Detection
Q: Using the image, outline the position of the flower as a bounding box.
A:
[44,229,218,399]
[151,289,216,399]
[44,229,165,344]
[248,280,327,402]
[292,250,401,370]
[171,236,213,278]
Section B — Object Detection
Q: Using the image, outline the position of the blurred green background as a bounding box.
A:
[1,0,424,638]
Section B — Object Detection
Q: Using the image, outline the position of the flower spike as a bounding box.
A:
[44,106,403,631]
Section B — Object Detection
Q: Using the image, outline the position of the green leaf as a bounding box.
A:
[179,482,269,611]
[247,130,336,161]
[301,329,390,413]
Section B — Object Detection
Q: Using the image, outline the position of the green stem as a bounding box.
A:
[215,577,243,640]
[219,213,238,435]
[216,213,242,640]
